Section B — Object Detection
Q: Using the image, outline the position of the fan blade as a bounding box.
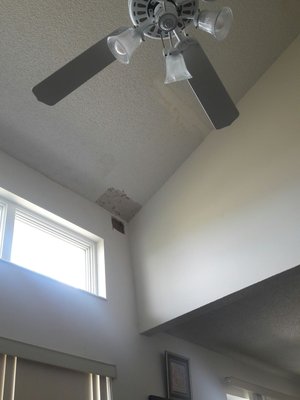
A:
[182,40,239,129]
[32,29,124,106]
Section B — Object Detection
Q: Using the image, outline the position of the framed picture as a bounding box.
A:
[165,351,191,400]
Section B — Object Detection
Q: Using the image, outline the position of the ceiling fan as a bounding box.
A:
[32,0,239,129]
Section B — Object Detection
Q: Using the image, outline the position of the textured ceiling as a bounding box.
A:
[0,0,300,215]
[166,266,300,380]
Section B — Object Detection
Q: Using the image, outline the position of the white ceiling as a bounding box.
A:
[0,0,300,218]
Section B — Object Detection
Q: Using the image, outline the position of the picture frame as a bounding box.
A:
[165,351,191,400]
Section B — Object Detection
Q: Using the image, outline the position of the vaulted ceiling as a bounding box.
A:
[0,0,300,219]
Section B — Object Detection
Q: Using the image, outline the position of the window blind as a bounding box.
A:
[15,357,91,400]
[0,336,116,378]
[0,352,112,400]
[0,354,17,400]
[0,354,5,399]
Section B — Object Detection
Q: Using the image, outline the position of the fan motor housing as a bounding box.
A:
[128,0,199,39]
[155,2,178,32]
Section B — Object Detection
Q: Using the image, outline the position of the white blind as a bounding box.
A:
[0,354,5,400]
[0,354,17,400]
[0,337,116,378]
[0,353,112,400]
[15,357,90,400]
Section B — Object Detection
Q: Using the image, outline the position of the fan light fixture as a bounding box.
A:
[163,33,195,84]
[164,50,192,84]
[107,28,143,64]
[107,2,234,67]
[33,0,240,129]
[195,7,233,41]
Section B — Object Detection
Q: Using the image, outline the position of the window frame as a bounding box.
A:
[0,191,104,298]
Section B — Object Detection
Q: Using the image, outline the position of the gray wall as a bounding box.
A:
[129,35,300,332]
[0,151,299,399]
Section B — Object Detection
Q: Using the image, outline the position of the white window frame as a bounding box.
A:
[0,190,105,298]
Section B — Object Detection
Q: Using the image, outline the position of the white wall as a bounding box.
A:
[0,151,299,398]
[129,35,300,332]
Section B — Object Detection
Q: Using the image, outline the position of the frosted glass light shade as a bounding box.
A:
[197,7,233,41]
[107,28,143,64]
[164,52,192,84]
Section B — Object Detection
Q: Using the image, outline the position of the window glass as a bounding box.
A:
[0,204,3,231]
[11,212,90,291]
[0,203,5,257]
[227,395,249,400]
[0,189,104,297]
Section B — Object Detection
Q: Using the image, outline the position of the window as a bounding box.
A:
[227,395,249,400]
[225,378,281,400]
[0,189,105,297]
[0,201,6,255]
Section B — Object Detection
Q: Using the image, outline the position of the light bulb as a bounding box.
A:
[114,41,127,56]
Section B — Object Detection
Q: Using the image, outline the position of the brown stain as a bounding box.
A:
[96,187,141,222]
